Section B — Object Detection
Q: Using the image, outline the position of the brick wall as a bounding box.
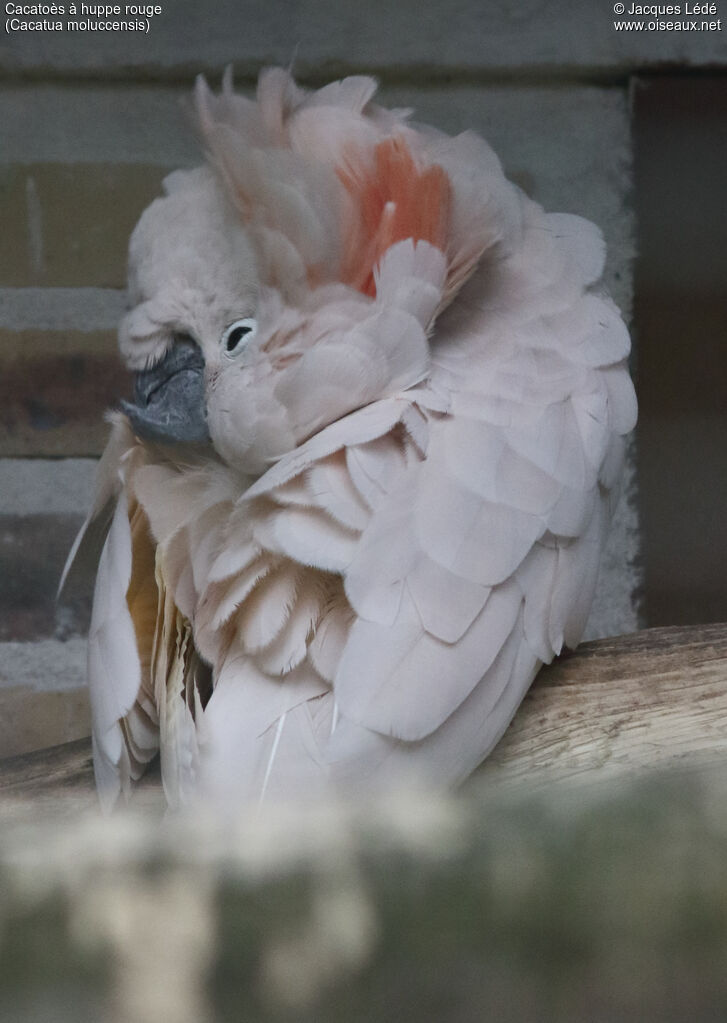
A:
[1,3,721,756]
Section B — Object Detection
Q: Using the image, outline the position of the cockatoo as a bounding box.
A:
[63,68,636,812]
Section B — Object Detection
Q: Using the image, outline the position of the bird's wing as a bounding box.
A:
[85,430,249,810]
[196,203,636,797]
[87,484,160,811]
[59,415,163,810]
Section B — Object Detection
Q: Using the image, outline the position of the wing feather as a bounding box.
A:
[235,564,302,652]
[335,580,523,741]
[88,490,159,810]
[198,189,635,790]
[88,493,142,745]
[304,453,371,531]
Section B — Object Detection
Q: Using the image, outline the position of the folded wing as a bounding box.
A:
[196,202,635,797]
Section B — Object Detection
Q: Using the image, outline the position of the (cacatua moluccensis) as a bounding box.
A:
[63,68,636,812]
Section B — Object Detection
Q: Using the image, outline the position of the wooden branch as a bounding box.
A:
[1,623,726,801]
[0,736,161,814]
[482,620,727,785]
[0,736,93,796]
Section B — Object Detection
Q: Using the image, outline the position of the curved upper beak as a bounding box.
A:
[120,341,210,445]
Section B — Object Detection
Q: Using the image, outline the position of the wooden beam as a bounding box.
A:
[482,620,727,785]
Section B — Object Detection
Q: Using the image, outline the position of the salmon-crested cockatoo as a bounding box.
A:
[64,68,636,812]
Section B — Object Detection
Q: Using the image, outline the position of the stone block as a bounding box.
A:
[0,637,89,755]
[0,514,90,641]
[0,457,97,517]
[0,637,88,693]
[0,326,129,456]
[0,86,197,166]
[0,163,171,288]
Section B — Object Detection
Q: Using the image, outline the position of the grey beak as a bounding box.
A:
[121,340,210,445]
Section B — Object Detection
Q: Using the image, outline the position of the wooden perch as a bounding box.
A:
[482,620,727,785]
[1,622,726,803]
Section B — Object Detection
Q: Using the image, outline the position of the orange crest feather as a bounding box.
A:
[338,137,451,297]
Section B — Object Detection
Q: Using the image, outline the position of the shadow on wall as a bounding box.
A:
[634,75,727,627]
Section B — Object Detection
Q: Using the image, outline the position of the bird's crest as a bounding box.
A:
[337,136,452,298]
[195,67,514,307]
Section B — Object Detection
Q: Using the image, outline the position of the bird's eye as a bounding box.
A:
[222,318,257,356]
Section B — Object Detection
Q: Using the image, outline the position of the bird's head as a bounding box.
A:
[119,68,521,475]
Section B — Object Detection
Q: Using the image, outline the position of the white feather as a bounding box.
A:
[255,580,325,675]
[305,453,371,531]
[334,581,522,741]
[88,493,141,740]
[235,564,301,652]
[252,504,359,572]
[308,598,354,684]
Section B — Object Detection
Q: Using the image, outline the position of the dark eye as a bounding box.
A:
[222,318,257,356]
